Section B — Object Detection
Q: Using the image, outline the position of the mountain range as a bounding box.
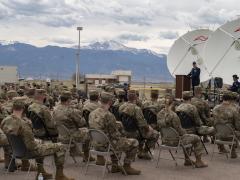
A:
[0,40,173,82]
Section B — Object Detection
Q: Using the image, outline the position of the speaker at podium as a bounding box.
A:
[175,75,191,98]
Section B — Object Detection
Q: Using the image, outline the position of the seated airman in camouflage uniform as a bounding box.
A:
[213,91,240,158]
[89,92,141,175]
[142,90,165,113]
[53,91,94,162]
[157,94,208,168]
[176,91,215,136]
[28,89,58,140]
[83,90,100,112]
[111,89,126,121]
[1,97,74,180]
[119,90,159,160]
[191,87,214,142]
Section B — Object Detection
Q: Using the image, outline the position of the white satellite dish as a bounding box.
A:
[167,29,213,82]
[204,18,240,85]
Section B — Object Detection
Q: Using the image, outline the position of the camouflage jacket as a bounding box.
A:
[213,102,240,131]
[28,101,58,137]
[83,101,100,112]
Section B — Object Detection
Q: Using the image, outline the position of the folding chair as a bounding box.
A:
[85,129,127,179]
[83,110,90,127]
[177,111,208,154]
[57,125,78,163]
[120,112,153,157]
[143,107,157,126]
[6,134,54,179]
[211,123,237,160]
[156,127,194,168]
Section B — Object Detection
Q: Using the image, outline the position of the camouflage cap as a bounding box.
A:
[231,92,238,100]
[182,91,193,99]
[17,89,25,96]
[117,89,125,96]
[35,89,47,96]
[61,91,72,99]
[12,97,26,109]
[89,90,99,97]
[7,90,18,98]
[101,92,114,102]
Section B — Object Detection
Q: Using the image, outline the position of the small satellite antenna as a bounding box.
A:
[167,29,213,82]
[204,18,240,84]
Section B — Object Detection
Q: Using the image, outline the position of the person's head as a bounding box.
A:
[151,90,159,100]
[100,92,114,109]
[230,92,238,102]
[34,89,47,102]
[117,90,126,102]
[17,89,25,97]
[12,97,25,115]
[89,90,99,101]
[6,90,18,100]
[193,61,197,68]
[127,90,137,102]
[182,91,193,101]
[232,74,239,82]
[165,93,174,106]
[60,91,72,104]
[222,91,232,102]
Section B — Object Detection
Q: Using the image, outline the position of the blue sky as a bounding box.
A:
[0,0,239,53]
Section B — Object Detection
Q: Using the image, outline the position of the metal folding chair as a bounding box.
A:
[83,110,90,127]
[211,123,237,160]
[156,127,194,168]
[57,124,79,163]
[6,134,54,179]
[85,129,127,179]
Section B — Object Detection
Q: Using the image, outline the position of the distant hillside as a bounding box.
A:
[0,41,173,82]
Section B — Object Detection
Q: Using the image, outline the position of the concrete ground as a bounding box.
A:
[0,143,239,180]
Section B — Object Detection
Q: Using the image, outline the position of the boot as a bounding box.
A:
[195,156,208,168]
[123,163,141,175]
[184,159,195,166]
[36,164,53,179]
[137,149,152,160]
[55,166,74,180]
[21,160,37,171]
[111,161,122,173]
[218,145,228,154]
[96,155,111,166]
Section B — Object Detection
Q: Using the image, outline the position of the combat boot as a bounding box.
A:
[55,166,74,180]
[195,156,208,168]
[36,164,53,179]
[137,149,152,160]
[96,155,112,166]
[111,161,122,173]
[123,163,141,175]
[21,160,37,171]
[184,159,195,166]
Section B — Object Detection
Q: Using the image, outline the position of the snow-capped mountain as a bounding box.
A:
[0,41,173,82]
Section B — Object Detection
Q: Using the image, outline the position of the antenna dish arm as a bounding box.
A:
[219,27,236,40]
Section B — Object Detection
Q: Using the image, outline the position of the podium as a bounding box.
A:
[175,75,191,98]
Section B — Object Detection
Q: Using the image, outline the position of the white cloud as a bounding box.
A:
[0,0,239,53]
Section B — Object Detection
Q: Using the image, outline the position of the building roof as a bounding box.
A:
[85,74,116,79]
[111,70,132,76]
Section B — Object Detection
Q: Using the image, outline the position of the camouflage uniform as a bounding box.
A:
[191,97,213,126]
[1,114,65,167]
[53,103,89,149]
[142,100,165,114]
[157,108,204,157]
[89,106,138,164]
[28,101,58,139]
[119,102,159,149]
[176,102,215,135]
[83,101,100,112]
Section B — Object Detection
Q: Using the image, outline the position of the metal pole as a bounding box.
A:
[76,27,83,89]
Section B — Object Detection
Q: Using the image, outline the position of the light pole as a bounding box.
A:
[76,26,83,89]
